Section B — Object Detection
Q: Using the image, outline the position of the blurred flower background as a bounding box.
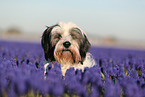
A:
[0,0,145,49]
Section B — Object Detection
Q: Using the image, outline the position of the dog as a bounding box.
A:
[41,22,96,76]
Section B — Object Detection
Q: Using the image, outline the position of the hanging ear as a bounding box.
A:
[79,34,91,63]
[41,24,58,61]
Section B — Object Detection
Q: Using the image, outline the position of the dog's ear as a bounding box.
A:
[41,24,58,61]
[79,34,91,63]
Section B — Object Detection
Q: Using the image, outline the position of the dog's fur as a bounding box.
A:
[41,22,96,76]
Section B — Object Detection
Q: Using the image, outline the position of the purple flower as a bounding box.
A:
[129,69,139,80]
[8,89,16,97]
[104,78,121,97]
[52,83,64,97]
[1,40,145,97]
[13,78,28,95]
[90,86,99,97]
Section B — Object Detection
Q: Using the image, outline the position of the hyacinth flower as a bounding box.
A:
[8,89,16,97]
[104,78,121,97]
[75,69,82,81]
[65,68,86,97]
[1,41,145,96]
[90,85,100,97]
[119,77,141,97]
[0,76,7,97]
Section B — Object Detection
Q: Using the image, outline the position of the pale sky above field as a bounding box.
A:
[0,0,145,41]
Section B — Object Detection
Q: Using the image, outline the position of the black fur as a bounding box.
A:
[41,24,59,61]
[79,34,91,63]
[41,24,90,64]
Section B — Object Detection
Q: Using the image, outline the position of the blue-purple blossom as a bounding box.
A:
[0,41,145,96]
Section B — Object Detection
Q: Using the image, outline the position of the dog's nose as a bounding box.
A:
[63,41,71,48]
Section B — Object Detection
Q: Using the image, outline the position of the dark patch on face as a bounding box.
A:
[41,24,91,64]
[51,33,62,47]
[79,33,91,64]
[71,27,91,64]
[41,24,59,61]
[70,28,84,44]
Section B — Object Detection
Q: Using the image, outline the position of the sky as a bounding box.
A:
[0,0,145,41]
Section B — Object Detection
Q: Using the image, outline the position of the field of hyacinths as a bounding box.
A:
[0,40,145,97]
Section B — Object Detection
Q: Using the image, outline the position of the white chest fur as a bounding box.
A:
[44,53,96,76]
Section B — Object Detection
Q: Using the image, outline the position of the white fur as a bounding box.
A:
[44,22,96,76]
[52,22,86,37]
[44,53,96,76]
[61,52,96,75]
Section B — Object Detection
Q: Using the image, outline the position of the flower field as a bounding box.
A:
[0,40,145,97]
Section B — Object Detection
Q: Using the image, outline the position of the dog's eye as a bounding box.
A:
[71,34,78,39]
[71,28,82,39]
[54,34,62,39]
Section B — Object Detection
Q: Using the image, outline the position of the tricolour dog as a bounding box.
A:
[41,22,96,76]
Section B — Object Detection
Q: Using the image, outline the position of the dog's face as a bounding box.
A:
[41,22,90,65]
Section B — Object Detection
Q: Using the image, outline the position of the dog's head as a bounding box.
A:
[41,22,90,65]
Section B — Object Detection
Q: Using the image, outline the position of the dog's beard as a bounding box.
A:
[54,44,81,65]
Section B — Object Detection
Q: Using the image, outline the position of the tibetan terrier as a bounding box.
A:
[41,22,96,76]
